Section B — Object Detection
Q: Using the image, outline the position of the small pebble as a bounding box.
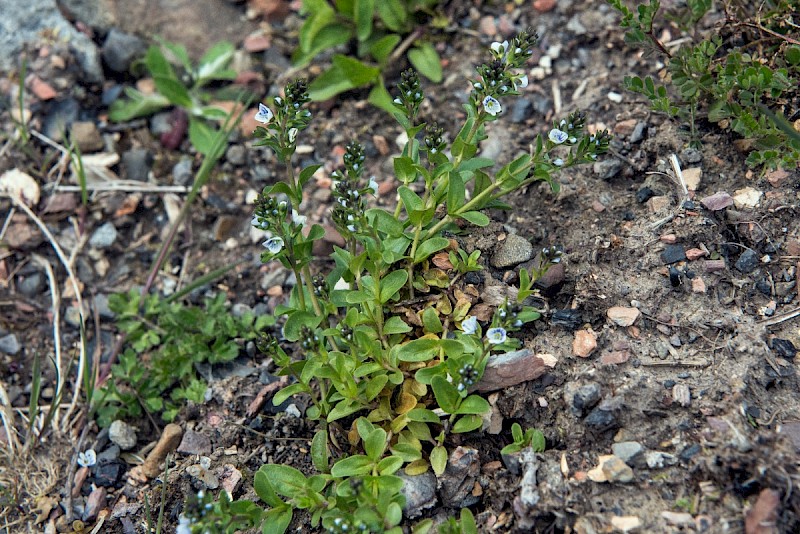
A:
[660,244,686,264]
[635,186,656,203]
[573,329,598,358]
[607,91,623,103]
[700,192,733,211]
[89,222,118,249]
[0,334,20,355]
[172,158,193,186]
[735,249,759,274]
[593,158,623,180]
[607,306,640,327]
[108,420,137,450]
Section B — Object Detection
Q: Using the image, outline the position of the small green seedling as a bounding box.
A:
[500,422,546,455]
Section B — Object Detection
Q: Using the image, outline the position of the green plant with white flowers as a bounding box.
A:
[180,30,609,533]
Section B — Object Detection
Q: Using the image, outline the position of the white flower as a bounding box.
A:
[461,316,478,335]
[548,128,568,144]
[368,177,379,195]
[254,103,273,124]
[263,236,284,254]
[486,327,507,345]
[482,95,502,116]
[288,127,298,144]
[553,158,564,167]
[393,97,402,105]
[490,40,509,55]
[291,210,307,226]
[515,75,529,89]
[77,449,96,468]
[176,515,192,534]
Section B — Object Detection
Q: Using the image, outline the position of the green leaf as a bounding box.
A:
[455,394,490,415]
[408,43,442,83]
[378,455,404,475]
[383,316,412,335]
[459,211,490,227]
[431,375,459,413]
[422,307,443,334]
[158,39,192,73]
[256,465,308,499]
[262,508,292,534]
[446,171,465,214]
[394,158,418,184]
[331,455,373,477]
[530,429,546,452]
[327,399,363,422]
[376,0,407,32]
[395,338,440,362]
[380,270,408,303]
[367,208,404,237]
[332,54,381,85]
[298,164,322,189]
[430,445,447,476]
[511,422,523,443]
[406,408,440,424]
[390,442,422,461]
[364,427,388,461]
[370,34,401,64]
[354,0,375,41]
[452,414,483,433]
[196,41,236,85]
[413,237,450,264]
[282,311,322,341]
[273,383,307,406]
[293,25,353,67]
[188,117,219,157]
[368,80,397,114]
[308,65,358,101]
[108,88,171,121]
[459,508,478,534]
[311,429,329,472]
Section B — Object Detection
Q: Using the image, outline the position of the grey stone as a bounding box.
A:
[96,444,120,462]
[122,148,153,181]
[225,144,247,166]
[231,303,253,318]
[510,98,533,123]
[645,451,678,469]
[630,122,647,143]
[65,305,83,328]
[491,234,533,268]
[399,471,437,518]
[102,29,146,73]
[612,441,644,466]
[43,98,81,143]
[480,136,504,162]
[601,455,634,483]
[263,47,291,70]
[151,112,174,136]
[569,382,601,416]
[593,158,623,180]
[0,334,20,355]
[177,429,211,455]
[735,249,759,273]
[18,272,44,297]
[70,121,104,152]
[172,157,194,186]
[89,222,118,249]
[94,293,115,319]
[59,0,117,32]
[681,147,703,164]
[566,14,587,35]
[533,96,553,117]
[0,0,102,82]
[108,420,137,450]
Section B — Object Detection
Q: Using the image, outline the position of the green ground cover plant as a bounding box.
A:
[296,0,444,110]
[177,30,610,533]
[608,0,800,169]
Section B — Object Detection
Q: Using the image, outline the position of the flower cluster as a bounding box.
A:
[392,69,424,120]
[252,195,290,255]
[456,363,480,392]
[326,515,370,534]
[331,142,377,237]
[312,274,327,298]
[546,110,611,165]
[300,325,320,352]
[423,122,446,156]
[471,29,537,117]
[253,79,312,163]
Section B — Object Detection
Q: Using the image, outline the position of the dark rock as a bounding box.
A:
[93,460,126,487]
[17,272,44,297]
[550,309,583,330]
[82,486,107,522]
[464,271,482,285]
[756,278,772,295]
[679,443,702,462]
[570,382,601,416]
[593,158,623,180]
[660,244,686,264]
[771,338,797,359]
[584,406,618,431]
[102,29,146,73]
[439,446,480,508]
[636,186,656,204]
[43,98,81,142]
[399,471,437,518]
[177,430,211,455]
[96,444,120,463]
[735,249,759,273]
[510,98,533,123]
[122,148,154,182]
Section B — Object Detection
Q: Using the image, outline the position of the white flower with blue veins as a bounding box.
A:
[292,210,307,226]
[491,40,509,55]
[254,103,273,124]
[549,128,568,144]
[482,96,502,116]
[553,158,564,167]
[77,449,96,467]
[461,315,479,335]
[486,327,507,345]
[263,236,284,254]
[514,75,529,90]
[368,177,379,195]
[288,127,298,144]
